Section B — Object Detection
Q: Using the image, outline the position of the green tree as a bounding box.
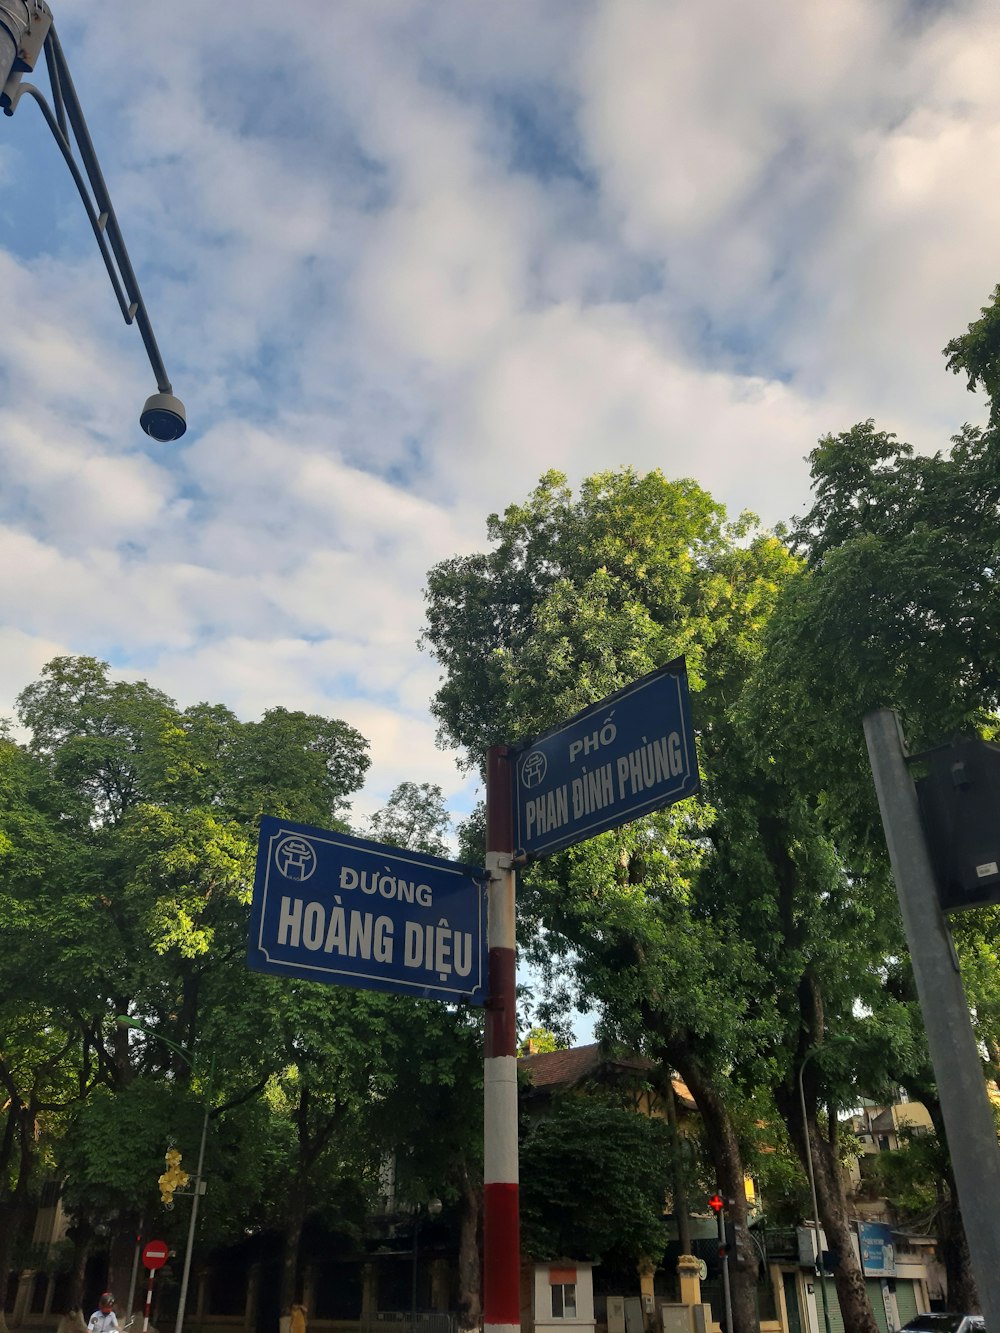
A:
[519,1096,675,1266]
[0,739,87,1309]
[743,300,1000,1312]
[944,281,1000,427]
[370,1003,484,1332]
[690,736,895,1333]
[423,467,799,1333]
[361,778,484,1332]
[246,983,400,1315]
[748,418,1000,830]
[365,782,452,858]
[0,655,372,1315]
[517,1027,566,1057]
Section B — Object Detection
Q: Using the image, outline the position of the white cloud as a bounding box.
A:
[0,0,998,830]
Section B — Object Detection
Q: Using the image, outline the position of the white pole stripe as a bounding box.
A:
[484,1055,518,1184]
[486,852,516,946]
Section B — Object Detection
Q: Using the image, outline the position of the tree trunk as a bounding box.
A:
[279,1182,308,1319]
[920,1090,980,1313]
[455,1161,482,1333]
[668,1049,759,1333]
[66,1220,94,1312]
[938,1180,980,1313]
[986,1035,1000,1093]
[665,1083,692,1255]
[775,1083,879,1333]
[0,1099,39,1315]
[107,1225,139,1317]
[813,1125,877,1333]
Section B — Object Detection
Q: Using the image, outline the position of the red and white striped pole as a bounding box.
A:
[142,1268,155,1333]
[484,745,520,1333]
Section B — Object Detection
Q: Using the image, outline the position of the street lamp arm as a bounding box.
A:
[212,1073,270,1116]
[2,15,186,439]
[9,27,175,394]
[14,84,136,319]
[115,1017,195,1072]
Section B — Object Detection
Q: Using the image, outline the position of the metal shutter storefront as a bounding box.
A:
[822,1278,891,1333]
[819,1278,846,1333]
[865,1279,890,1333]
[894,1280,920,1327]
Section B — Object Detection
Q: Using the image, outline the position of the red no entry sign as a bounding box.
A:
[142,1240,169,1270]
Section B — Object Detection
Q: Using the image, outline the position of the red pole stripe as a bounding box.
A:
[484,947,517,1061]
[483,1181,521,1325]
[142,1272,155,1333]
[486,747,514,854]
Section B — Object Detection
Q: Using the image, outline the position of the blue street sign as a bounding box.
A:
[248,817,489,1005]
[512,658,700,857]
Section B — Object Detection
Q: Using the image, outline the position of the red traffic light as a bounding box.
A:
[708,1193,724,1214]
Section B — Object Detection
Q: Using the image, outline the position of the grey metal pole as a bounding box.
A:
[798,1056,833,1333]
[716,1206,733,1333]
[125,1222,143,1323]
[864,709,1000,1329]
[410,1207,420,1333]
[174,1097,210,1333]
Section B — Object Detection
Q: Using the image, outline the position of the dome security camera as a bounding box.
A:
[140,391,187,442]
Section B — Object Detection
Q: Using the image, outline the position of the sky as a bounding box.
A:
[1,0,998,845]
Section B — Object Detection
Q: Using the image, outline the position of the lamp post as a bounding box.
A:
[797,1042,846,1333]
[0,2,186,439]
[865,709,1000,1332]
[409,1198,442,1333]
[117,1019,211,1333]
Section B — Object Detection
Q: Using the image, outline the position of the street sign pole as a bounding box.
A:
[140,1240,169,1333]
[175,1091,210,1333]
[709,1195,733,1333]
[717,1204,733,1333]
[484,745,520,1333]
[125,1225,143,1325]
[141,1267,156,1333]
[864,709,1000,1332]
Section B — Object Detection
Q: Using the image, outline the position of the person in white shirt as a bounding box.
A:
[88,1293,118,1333]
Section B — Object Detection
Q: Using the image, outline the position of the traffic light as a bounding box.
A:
[158,1147,189,1208]
[708,1193,724,1214]
[916,738,1000,912]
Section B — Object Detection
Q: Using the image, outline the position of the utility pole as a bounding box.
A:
[483,746,520,1333]
[798,1048,834,1333]
[708,1194,734,1333]
[864,709,1000,1331]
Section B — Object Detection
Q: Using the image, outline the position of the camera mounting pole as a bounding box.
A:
[0,1,186,440]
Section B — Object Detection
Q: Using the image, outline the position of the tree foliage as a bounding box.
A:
[0,655,375,1310]
[739,285,1000,1313]
[746,417,1000,846]
[423,467,804,1333]
[365,781,452,858]
[519,1095,674,1266]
